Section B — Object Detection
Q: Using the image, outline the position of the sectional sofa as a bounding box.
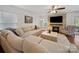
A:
[0,24,78,53]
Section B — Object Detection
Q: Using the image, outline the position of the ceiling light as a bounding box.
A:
[54,5,58,9]
[50,10,57,14]
[48,5,65,14]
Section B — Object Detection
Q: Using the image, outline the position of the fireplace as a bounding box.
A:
[52,27,59,32]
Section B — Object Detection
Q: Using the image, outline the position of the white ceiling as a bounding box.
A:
[15,5,48,13]
[15,5,79,15]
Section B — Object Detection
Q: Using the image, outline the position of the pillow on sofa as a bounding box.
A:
[5,28,20,36]
[21,24,35,32]
[16,28,24,36]
[23,38,49,53]
[22,27,34,32]
[40,39,69,53]
[23,35,43,44]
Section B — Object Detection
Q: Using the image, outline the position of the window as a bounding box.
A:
[74,17,79,27]
[0,12,17,29]
[40,18,48,27]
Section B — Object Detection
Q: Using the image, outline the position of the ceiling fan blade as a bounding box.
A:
[55,7,65,10]
[47,5,65,13]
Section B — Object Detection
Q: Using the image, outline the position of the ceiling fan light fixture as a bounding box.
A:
[53,10,57,13]
[48,5,65,14]
[54,5,59,9]
[50,10,57,14]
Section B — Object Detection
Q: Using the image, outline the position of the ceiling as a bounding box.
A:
[14,5,79,15]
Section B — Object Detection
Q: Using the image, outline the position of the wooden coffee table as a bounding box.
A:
[40,31,58,42]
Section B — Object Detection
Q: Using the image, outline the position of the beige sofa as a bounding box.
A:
[0,30,49,53]
[0,24,78,53]
[15,24,79,53]
[15,24,43,36]
[0,30,70,53]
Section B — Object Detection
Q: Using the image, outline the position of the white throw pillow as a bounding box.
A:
[22,27,34,32]
[16,28,24,36]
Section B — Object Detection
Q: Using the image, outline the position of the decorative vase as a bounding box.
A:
[48,30,51,33]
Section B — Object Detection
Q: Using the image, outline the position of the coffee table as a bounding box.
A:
[40,31,58,42]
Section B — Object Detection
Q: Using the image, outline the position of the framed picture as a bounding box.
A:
[24,16,33,23]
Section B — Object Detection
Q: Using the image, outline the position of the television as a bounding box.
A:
[50,16,63,23]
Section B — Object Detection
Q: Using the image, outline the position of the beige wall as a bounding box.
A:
[0,5,40,27]
[1,5,78,28]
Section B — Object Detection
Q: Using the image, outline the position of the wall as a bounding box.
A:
[0,5,39,27]
[1,5,79,28]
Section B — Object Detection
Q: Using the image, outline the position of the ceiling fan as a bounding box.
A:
[48,5,65,13]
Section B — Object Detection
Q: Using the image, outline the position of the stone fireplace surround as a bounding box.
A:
[48,24,64,33]
[48,15,66,32]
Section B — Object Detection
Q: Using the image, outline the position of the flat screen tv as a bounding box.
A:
[50,16,63,23]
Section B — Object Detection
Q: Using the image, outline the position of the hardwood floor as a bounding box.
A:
[66,35,75,44]
[59,32,75,44]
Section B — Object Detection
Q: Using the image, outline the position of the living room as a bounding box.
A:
[0,5,79,53]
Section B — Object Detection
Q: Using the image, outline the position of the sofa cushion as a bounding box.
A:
[20,29,43,38]
[22,27,33,32]
[1,37,20,53]
[6,31,23,52]
[19,30,40,38]
[21,24,35,32]
[24,35,43,44]
[1,30,12,40]
[23,39,49,53]
[32,29,44,36]
[40,39,69,53]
